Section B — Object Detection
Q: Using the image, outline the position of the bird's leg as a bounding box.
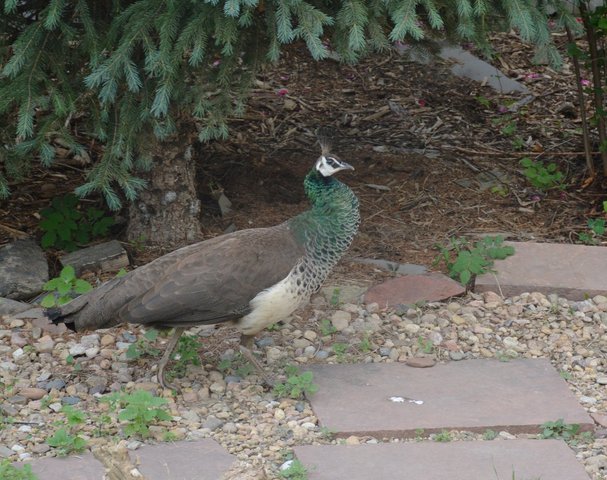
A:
[239,334,275,387]
[157,327,186,391]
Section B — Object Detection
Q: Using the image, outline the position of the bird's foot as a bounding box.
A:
[157,360,181,393]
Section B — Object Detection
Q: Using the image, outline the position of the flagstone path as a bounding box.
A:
[11,241,607,479]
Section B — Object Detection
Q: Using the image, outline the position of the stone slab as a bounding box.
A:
[294,439,591,480]
[0,297,31,316]
[475,241,607,300]
[439,46,530,94]
[130,439,236,479]
[60,239,129,275]
[17,439,236,480]
[0,239,48,300]
[363,273,465,308]
[353,258,427,275]
[25,453,106,479]
[306,359,593,437]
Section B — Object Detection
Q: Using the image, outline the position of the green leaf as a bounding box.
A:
[60,265,76,282]
[41,231,57,249]
[56,282,71,296]
[459,269,471,285]
[74,279,93,294]
[144,329,159,341]
[41,294,57,308]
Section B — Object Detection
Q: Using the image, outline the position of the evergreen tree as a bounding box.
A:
[0,0,577,243]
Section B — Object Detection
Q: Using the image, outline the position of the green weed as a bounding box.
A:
[520,157,564,191]
[280,459,308,479]
[273,365,318,399]
[434,235,515,286]
[47,427,87,455]
[0,460,38,480]
[101,390,172,438]
[40,265,92,308]
[432,430,452,442]
[40,194,114,251]
[319,318,336,336]
[126,329,162,360]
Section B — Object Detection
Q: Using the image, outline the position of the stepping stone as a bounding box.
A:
[17,439,236,480]
[130,439,236,479]
[363,273,465,308]
[294,439,591,480]
[24,453,105,479]
[475,241,607,300]
[306,359,593,437]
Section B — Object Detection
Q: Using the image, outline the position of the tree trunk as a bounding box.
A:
[127,136,201,245]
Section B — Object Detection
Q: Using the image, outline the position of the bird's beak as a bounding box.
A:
[340,161,354,171]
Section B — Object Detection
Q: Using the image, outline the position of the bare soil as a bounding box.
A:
[1,33,605,274]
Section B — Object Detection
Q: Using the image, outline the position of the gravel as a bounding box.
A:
[0,289,606,478]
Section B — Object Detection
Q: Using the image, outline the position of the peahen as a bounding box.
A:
[47,132,360,389]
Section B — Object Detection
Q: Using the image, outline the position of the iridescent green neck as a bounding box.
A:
[288,169,360,261]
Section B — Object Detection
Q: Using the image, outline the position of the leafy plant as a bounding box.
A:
[40,265,93,308]
[126,329,162,360]
[39,194,114,251]
[103,390,172,438]
[167,334,202,379]
[358,334,372,353]
[433,430,452,442]
[540,419,580,441]
[329,288,341,307]
[434,236,515,286]
[218,353,254,378]
[332,342,348,359]
[417,336,434,354]
[577,218,605,245]
[62,405,86,427]
[519,157,565,191]
[0,460,38,480]
[319,319,336,336]
[483,429,498,440]
[273,365,318,399]
[47,427,87,455]
[280,459,308,480]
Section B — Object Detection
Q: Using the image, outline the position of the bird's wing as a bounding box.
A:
[118,225,304,327]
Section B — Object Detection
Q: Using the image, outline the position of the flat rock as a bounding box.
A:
[405,357,436,368]
[60,240,129,275]
[17,439,235,479]
[130,439,236,479]
[364,273,465,308]
[21,453,105,479]
[439,46,530,94]
[306,359,592,437]
[0,297,31,316]
[294,439,591,480]
[475,241,607,300]
[353,258,427,275]
[0,239,48,300]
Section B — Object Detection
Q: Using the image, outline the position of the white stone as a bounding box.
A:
[331,311,351,331]
[69,344,87,356]
[403,323,420,335]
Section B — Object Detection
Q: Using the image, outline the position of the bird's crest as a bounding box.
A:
[316,126,336,156]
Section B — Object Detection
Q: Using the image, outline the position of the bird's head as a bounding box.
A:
[315,154,354,177]
[315,127,354,177]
